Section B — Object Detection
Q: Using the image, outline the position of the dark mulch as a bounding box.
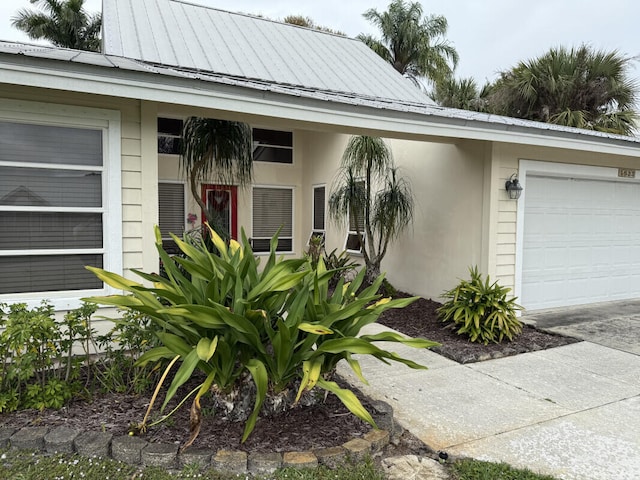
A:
[378,294,580,364]
[0,294,579,459]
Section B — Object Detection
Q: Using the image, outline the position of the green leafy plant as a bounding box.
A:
[438,267,523,344]
[0,301,98,412]
[85,225,438,444]
[92,310,162,395]
[323,248,359,287]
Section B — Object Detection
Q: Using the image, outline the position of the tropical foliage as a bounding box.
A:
[85,225,437,444]
[283,15,345,36]
[433,45,639,136]
[180,117,253,232]
[11,0,102,52]
[329,135,414,285]
[485,45,638,135]
[358,0,458,86]
[438,267,523,345]
[430,76,490,111]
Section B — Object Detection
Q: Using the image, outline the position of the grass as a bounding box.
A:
[451,459,559,480]
[0,450,562,480]
[0,450,384,480]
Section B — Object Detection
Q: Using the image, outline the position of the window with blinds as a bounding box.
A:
[0,121,105,294]
[310,185,326,245]
[158,182,186,254]
[252,187,293,253]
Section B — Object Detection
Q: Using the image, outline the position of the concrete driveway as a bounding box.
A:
[340,322,640,480]
[523,300,640,355]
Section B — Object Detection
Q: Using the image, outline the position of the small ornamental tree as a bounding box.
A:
[329,135,414,285]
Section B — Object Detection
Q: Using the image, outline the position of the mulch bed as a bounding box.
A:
[378,294,580,364]
[0,294,579,457]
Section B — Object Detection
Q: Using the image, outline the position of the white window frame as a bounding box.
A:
[252,128,294,165]
[0,99,122,311]
[251,185,295,254]
[309,184,326,246]
[158,180,187,250]
[157,117,183,156]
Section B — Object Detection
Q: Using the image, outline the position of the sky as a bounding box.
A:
[0,0,638,85]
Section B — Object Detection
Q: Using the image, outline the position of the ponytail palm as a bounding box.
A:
[329,136,414,284]
[180,117,253,231]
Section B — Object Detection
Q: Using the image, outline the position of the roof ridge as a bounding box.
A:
[168,0,356,41]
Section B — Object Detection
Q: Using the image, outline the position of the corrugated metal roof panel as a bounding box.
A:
[102,0,430,104]
[1,40,638,146]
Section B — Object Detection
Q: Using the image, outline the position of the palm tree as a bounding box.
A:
[357,0,459,87]
[180,117,253,235]
[486,45,638,135]
[431,77,490,111]
[11,0,101,52]
[329,136,414,285]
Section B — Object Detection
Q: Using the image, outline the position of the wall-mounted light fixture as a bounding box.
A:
[505,173,523,200]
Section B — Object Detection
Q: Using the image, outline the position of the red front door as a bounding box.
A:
[201,185,238,240]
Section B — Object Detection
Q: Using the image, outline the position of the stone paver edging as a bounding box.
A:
[0,401,396,475]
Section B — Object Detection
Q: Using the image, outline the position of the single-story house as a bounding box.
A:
[1,0,639,322]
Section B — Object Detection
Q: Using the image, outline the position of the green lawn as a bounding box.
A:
[0,450,560,480]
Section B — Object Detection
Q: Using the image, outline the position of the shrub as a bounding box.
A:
[438,267,523,345]
[92,310,162,395]
[0,301,97,412]
[85,225,438,444]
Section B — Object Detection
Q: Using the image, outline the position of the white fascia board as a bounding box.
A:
[2,57,640,158]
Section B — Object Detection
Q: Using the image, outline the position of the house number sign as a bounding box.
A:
[618,168,635,178]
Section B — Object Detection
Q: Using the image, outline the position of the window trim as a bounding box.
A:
[251,185,295,255]
[251,128,294,165]
[0,99,122,310]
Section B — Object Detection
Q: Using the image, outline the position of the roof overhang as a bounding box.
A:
[1,51,639,158]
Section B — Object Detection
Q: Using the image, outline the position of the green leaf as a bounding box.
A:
[317,378,376,428]
[242,359,268,442]
[298,323,334,335]
[295,358,323,402]
[361,331,440,349]
[345,354,368,385]
[135,346,176,367]
[196,337,218,362]
[162,349,200,411]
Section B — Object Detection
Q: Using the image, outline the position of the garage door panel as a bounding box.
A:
[522,174,640,310]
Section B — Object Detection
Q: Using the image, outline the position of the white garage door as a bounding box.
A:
[522,174,640,310]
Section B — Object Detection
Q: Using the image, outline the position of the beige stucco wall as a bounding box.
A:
[381,138,488,299]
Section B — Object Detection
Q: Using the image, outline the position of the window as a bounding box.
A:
[158,182,186,255]
[345,181,365,254]
[0,100,121,307]
[252,187,293,253]
[158,117,182,155]
[310,185,326,245]
[252,129,293,164]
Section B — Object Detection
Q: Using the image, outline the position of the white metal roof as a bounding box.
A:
[102,0,430,105]
[1,40,639,152]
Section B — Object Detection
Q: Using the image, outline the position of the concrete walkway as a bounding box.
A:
[338,323,640,480]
